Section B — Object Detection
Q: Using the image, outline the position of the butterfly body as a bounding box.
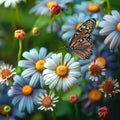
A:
[65,18,96,59]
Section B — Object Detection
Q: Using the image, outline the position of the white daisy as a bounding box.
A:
[99,10,120,50]
[0,63,16,85]
[37,91,59,111]
[88,60,106,81]
[0,0,26,8]
[43,53,81,92]
[99,77,120,97]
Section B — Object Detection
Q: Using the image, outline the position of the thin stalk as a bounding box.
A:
[52,110,56,120]
[6,113,9,120]
[106,0,111,14]
[17,40,22,61]
[74,104,79,120]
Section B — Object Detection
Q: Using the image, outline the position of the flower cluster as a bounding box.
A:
[0,0,120,120]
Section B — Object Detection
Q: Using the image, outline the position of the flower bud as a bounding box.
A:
[49,4,61,15]
[14,29,25,40]
[32,27,40,36]
[98,106,109,119]
[69,94,78,104]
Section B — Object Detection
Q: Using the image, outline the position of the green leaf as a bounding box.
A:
[34,14,51,28]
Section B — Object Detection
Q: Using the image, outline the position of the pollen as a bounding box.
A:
[1,69,11,79]
[96,57,107,67]
[116,22,120,32]
[46,1,57,8]
[35,60,45,72]
[42,96,52,108]
[22,85,33,96]
[89,62,102,76]
[87,4,100,13]
[75,23,82,30]
[56,65,69,77]
[88,89,103,104]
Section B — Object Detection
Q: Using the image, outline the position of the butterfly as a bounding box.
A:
[65,18,96,59]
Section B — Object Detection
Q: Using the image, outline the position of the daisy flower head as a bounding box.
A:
[8,75,44,114]
[18,47,53,88]
[79,44,117,82]
[43,53,81,92]
[79,83,104,115]
[99,10,120,50]
[99,77,120,98]
[0,63,16,86]
[0,89,25,120]
[0,0,26,8]
[29,0,73,16]
[37,91,59,111]
[74,0,103,20]
[61,13,91,42]
[88,60,106,82]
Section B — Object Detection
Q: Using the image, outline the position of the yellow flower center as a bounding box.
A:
[42,96,52,108]
[22,85,33,96]
[35,60,45,72]
[1,69,11,79]
[75,23,82,30]
[102,80,115,94]
[89,62,102,76]
[87,4,100,13]
[56,65,69,77]
[88,89,103,104]
[116,22,120,32]
[46,1,57,8]
[96,57,107,67]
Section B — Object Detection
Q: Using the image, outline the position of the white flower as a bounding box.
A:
[99,10,120,50]
[37,91,59,111]
[0,0,26,8]
[88,60,106,81]
[43,53,81,92]
[0,63,16,85]
[99,77,120,97]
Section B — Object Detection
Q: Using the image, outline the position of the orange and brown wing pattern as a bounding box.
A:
[73,39,93,59]
[65,18,96,59]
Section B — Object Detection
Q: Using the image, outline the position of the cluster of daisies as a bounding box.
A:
[0,0,120,120]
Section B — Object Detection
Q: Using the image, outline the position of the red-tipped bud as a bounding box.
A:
[98,106,109,119]
[14,29,25,40]
[69,94,78,104]
[49,4,61,15]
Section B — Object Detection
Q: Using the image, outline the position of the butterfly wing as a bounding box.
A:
[66,18,96,59]
[72,38,93,59]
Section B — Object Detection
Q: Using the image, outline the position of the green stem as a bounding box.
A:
[15,5,22,26]
[74,104,79,120]
[6,113,9,120]
[106,0,111,14]
[17,40,22,62]
[52,111,56,120]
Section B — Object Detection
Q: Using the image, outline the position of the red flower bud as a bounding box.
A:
[98,106,109,119]
[49,4,61,15]
[69,94,79,104]
[14,29,25,40]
